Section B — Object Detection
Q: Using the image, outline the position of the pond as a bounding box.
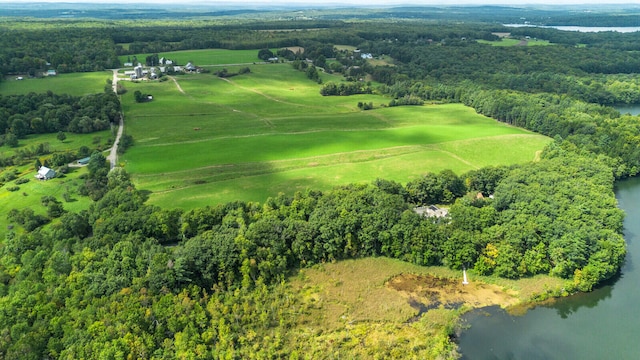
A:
[457,177,640,359]
[615,104,640,116]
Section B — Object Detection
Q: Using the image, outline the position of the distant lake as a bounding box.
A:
[615,104,640,116]
[504,24,640,33]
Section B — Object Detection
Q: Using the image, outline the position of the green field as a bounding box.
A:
[0,71,112,96]
[120,63,550,209]
[118,49,264,67]
[1,130,113,158]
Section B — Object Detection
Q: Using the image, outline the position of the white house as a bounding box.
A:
[414,205,449,219]
[36,166,56,180]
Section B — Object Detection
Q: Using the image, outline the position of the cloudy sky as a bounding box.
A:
[0,0,635,4]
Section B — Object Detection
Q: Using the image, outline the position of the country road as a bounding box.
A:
[106,68,124,169]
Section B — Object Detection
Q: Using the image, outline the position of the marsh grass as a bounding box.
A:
[287,257,563,359]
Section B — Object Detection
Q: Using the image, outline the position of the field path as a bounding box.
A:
[432,148,479,170]
[168,76,187,95]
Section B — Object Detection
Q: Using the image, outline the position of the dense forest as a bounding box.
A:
[2,6,640,358]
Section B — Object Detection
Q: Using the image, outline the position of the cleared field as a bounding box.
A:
[118,49,264,67]
[1,130,112,158]
[478,38,553,46]
[0,71,112,96]
[121,63,551,208]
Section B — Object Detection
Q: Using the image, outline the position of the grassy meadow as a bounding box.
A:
[118,49,264,67]
[119,62,550,209]
[0,163,93,238]
[0,71,112,96]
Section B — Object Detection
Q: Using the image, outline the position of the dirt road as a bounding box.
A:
[106,69,124,169]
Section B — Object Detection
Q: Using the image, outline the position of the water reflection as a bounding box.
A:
[546,280,614,319]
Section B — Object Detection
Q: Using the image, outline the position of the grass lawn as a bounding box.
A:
[120,63,551,209]
[0,71,112,96]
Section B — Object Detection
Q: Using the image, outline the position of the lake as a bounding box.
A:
[457,177,640,359]
[615,104,640,116]
[504,24,640,33]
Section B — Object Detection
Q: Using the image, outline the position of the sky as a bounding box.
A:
[0,0,635,5]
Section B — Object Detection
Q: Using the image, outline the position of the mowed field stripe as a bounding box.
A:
[133,134,549,203]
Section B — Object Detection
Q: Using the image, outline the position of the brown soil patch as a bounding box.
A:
[492,32,511,38]
[387,273,519,311]
[286,46,304,54]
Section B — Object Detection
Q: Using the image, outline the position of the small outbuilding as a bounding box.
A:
[78,157,91,165]
[36,166,56,180]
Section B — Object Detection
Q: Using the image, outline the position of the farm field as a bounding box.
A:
[477,38,553,46]
[118,48,265,67]
[0,71,112,96]
[120,63,551,209]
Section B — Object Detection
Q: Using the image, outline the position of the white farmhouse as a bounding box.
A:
[35,166,56,180]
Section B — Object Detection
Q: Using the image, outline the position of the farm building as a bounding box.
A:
[78,157,91,165]
[35,166,56,180]
[414,205,449,218]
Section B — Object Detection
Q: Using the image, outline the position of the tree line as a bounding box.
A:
[0,92,120,147]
